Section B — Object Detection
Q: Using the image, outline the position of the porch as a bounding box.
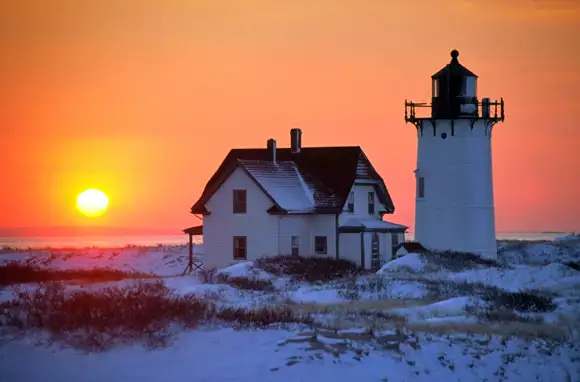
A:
[182,225,203,274]
[338,218,407,270]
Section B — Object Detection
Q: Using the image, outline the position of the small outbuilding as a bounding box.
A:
[395,242,428,259]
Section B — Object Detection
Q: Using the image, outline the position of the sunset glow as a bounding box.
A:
[76,189,109,218]
[1,0,579,233]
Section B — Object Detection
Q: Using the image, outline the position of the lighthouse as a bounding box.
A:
[404,50,505,259]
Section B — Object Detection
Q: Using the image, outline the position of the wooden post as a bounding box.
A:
[183,233,194,275]
[188,234,193,264]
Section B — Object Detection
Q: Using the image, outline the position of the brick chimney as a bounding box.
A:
[290,128,302,153]
[267,138,276,163]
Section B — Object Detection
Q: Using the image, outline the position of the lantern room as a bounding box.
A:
[431,50,478,119]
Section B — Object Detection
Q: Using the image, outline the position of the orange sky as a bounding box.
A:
[1,0,579,233]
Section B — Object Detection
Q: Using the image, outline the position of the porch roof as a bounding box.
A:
[339,218,408,233]
[183,225,203,236]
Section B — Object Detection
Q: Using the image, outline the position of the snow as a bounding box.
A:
[216,261,273,281]
[541,275,580,297]
[377,253,427,273]
[498,239,580,265]
[2,239,580,381]
[422,315,479,325]
[391,297,474,322]
[442,263,579,292]
[554,233,580,243]
[0,245,200,277]
[1,328,578,382]
[289,286,344,304]
[340,217,408,230]
[240,160,315,212]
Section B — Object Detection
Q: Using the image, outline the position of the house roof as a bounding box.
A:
[190,146,395,215]
[183,225,203,235]
[240,160,318,213]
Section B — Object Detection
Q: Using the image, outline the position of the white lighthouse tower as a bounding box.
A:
[404,50,505,259]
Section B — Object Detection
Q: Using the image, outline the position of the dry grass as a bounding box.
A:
[403,321,572,342]
[285,298,574,342]
[316,315,573,342]
[284,298,435,314]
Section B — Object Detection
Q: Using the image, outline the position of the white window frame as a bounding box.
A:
[347,192,354,213]
[291,236,299,256]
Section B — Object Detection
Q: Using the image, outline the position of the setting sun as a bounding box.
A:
[76,189,109,217]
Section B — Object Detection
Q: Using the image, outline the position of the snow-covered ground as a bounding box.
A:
[2,327,578,382]
[1,236,579,381]
[0,244,198,276]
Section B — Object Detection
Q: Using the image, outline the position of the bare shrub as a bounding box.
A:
[0,281,318,350]
[198,267,218,283]
[216,306,312,327]
[478,310,544,324]
[423,279,497,300]
[484,289,556,313]
[255,255,363,282]
[565,261,580,271]
[0,281,213,350]
[0,262,157,286]
[337,275,391,301]
[216,274,275,292]
[337,278,361,301]
[426,250,502,271]
[424,279,556,313]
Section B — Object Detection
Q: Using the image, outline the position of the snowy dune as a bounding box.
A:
[1,237,579,381]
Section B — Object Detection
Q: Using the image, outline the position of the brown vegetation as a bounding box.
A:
[255,255,364,282]
[0,262,158,286]
[0,281,311,351]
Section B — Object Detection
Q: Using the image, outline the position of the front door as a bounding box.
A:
[371,232,380,270]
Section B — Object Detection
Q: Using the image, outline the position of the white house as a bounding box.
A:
[189,128,407,270]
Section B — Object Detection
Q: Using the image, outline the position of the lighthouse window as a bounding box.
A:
[418,177,425,198]
[432,79,440,97]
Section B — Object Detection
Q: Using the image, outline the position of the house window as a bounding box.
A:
[291,236,299,256]
[368,191,375,214]
[233,236,247,260]
[233,189,247,214]
[314,236,327,254]
[418,177,425,198]
[347,192,354,213]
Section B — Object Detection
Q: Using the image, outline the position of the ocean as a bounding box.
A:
[0,232,572,250]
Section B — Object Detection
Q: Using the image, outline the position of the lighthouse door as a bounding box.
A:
[371,232,380,270]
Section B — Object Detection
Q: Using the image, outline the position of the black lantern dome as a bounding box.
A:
[431,50,478,119]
